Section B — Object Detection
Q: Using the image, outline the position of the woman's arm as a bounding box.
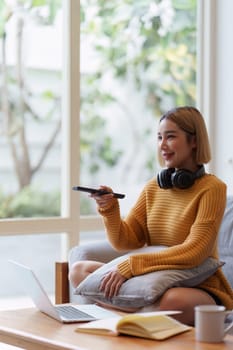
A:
[97,184,150,250]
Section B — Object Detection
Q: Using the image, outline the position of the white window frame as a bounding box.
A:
[197,0,217,173]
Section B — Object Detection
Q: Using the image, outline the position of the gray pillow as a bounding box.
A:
[74,246,223,310]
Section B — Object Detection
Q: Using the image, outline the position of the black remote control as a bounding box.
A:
[72,186,125,199]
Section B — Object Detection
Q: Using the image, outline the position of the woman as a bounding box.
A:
[69,106,233,326]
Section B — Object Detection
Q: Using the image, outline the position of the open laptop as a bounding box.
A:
[9,260,118,323]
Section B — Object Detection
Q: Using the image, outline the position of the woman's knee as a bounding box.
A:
[159,288,186,310]
[69,261,86,287]
[69,260,104,288]
[158,287,216,326]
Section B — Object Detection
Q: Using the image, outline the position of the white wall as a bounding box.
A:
[215,0,233,194]
[198,0,233,195]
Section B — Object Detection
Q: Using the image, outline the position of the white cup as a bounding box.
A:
[195,305,233,343]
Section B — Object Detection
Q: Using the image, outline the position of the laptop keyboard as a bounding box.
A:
[56,305,96,321]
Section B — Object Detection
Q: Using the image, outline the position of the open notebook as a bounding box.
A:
[9,260,117,323]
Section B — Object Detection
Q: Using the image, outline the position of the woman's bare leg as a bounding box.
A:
[69,260,104,288]
[141,287,216,326]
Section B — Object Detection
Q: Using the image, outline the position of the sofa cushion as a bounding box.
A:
[69,241,128,267]
[74,246,223,310]
[218,195,233,289]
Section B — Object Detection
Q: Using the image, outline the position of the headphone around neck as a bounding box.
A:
[157,165,205,189]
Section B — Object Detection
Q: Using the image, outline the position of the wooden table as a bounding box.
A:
[0,308,233,350]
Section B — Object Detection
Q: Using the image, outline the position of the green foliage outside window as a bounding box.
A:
[80,0,197,185]
[0,0,196,217]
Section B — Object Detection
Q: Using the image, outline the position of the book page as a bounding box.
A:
[76,316,121,336]
[75,310,186,339]
[117,314,192,340]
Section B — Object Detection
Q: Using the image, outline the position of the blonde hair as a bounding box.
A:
[158,106,211,166]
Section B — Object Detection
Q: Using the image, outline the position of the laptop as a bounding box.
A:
[9,260,118,323]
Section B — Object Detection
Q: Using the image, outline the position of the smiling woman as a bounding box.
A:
[69,106,233,327]
[157,107,211,173]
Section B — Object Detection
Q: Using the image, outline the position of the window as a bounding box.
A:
[0,0,203,304]
[79,0,197,217]
[0,1,63,219]
[0,0,79,304]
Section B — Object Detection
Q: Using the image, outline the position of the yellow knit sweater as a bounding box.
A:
[98,174,233,309]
